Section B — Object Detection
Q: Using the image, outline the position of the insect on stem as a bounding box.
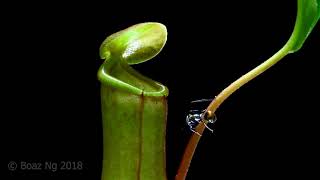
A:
[186,99,217,135]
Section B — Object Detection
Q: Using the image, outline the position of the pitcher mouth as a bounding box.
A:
[98,60,168,97]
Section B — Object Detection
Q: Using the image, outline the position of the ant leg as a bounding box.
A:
[203,122,214,133]
[203,110,216,133]
[190,128,202,136]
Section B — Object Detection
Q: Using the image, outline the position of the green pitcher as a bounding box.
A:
[98,22,169,180]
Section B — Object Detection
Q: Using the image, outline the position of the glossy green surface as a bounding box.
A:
[98,23,168,180]
[100,22,167,65]
[286,0,320,52]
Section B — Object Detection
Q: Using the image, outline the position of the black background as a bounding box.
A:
[3,1,320,179]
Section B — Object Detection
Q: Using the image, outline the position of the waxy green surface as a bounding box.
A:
[286,0,320,52]
[98,23,168,180]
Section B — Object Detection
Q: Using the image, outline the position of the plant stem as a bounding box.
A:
[175,123,206,180]
[176,43,291,180]
[207,44,290,113]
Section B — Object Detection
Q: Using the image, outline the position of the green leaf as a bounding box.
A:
[100,22,167,64]
[287,0,320,52]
